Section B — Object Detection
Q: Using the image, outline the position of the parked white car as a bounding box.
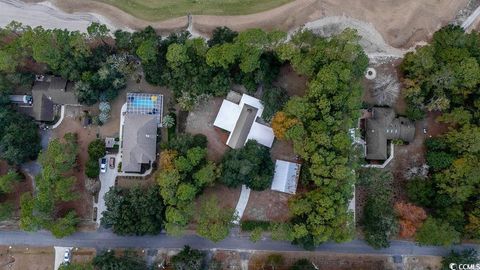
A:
[100,158,107,173]
[63,249,70,263]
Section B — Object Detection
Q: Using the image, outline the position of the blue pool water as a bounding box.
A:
[132,97,154,108]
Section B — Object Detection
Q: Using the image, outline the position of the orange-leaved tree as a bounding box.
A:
[271,111,298,140]
[394,202,427,238]
[159,150,177,172]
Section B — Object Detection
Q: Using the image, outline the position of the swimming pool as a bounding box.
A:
[126,93,163,122]
[132,97,155,109]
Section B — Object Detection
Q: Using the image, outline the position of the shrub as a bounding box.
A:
[415,217,460,246]
[240,220,271,231]
[85,158,100,178]
[406,177,435,207]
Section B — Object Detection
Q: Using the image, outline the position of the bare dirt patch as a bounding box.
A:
[185,97,229,163]
[52,109,97,224]
[0,246,54,270]
[391,111,451,204]
[249,251,397,270]
[362,58,404,110]
[193,0,468,49]
[273,64,307,98]
[71,248,96,265]
[199,185,241,210]
[242,190,291,222]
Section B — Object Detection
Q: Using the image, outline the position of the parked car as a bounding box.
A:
[63,249,71,263]
[423,128,427,134]
[109,157,116,169]
[100,158,107,173]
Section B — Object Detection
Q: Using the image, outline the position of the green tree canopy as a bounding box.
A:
[196,195,236,242]
[93,250,147,270]
[415,217,461,246]
[441,249,479,270]
[101,186,165,235]
[220,140,274,191]
[170,246,205,270]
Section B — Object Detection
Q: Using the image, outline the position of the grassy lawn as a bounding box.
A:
[96,0,293,21]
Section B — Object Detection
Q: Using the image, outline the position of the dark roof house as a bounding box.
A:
[121,93,163,173]
[365,107,415,160]
[122,114,158,173]
[17,76,78,122]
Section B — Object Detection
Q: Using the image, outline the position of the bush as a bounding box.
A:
[415,217,460,246]
[261,86,289,121]
[85,158,100,178]
[240,220,271,231]
[441,249,479,270]
[406,177,435,207]
[290,259,316,270]
[88,139,106,160]
[426,151,454,171]
[220,140,274,191]
[405,107,424,121]
[249,227,262,242]
[165,134,207,155]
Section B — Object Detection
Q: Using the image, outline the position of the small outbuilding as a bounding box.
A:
[271,160,301,195]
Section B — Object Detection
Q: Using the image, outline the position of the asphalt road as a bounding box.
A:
[0,230,478,257]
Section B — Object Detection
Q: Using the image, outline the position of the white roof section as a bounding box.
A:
[248,122,275,148]
[213,92,275,149]
[213,100,241,132]
[271,160,301,194]
[239,94,264,118]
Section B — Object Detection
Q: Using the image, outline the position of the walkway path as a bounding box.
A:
[233,185,251,224]
[0,230,478,257]
[462,4,480,30]
[50,105,65,129]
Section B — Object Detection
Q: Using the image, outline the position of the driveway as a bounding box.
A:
[93,154,118,227]
[53,246,72,270]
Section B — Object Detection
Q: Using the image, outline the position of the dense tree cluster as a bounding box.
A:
[20,133,79,238]
[220,140,274,191]
[113,27,284,110]
[101,186,165,235]
[0,72,40,165]
[358,169,397,249]
[196,195,236,242]
[92,250,147,270]
[402,25,480,244]
[170,245,205,270]
[401,25,480,120]
[0,22,131,105]
[85,139,106,178]
[290,259,316,270]
[415,217,460,246]
[441,249,479,270]
[274,29,368,249]
[156,134,217,235]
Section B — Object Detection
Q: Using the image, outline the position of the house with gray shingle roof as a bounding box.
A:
[364,107,415,162]
[14,76,78,122]
[121,93,163,173]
